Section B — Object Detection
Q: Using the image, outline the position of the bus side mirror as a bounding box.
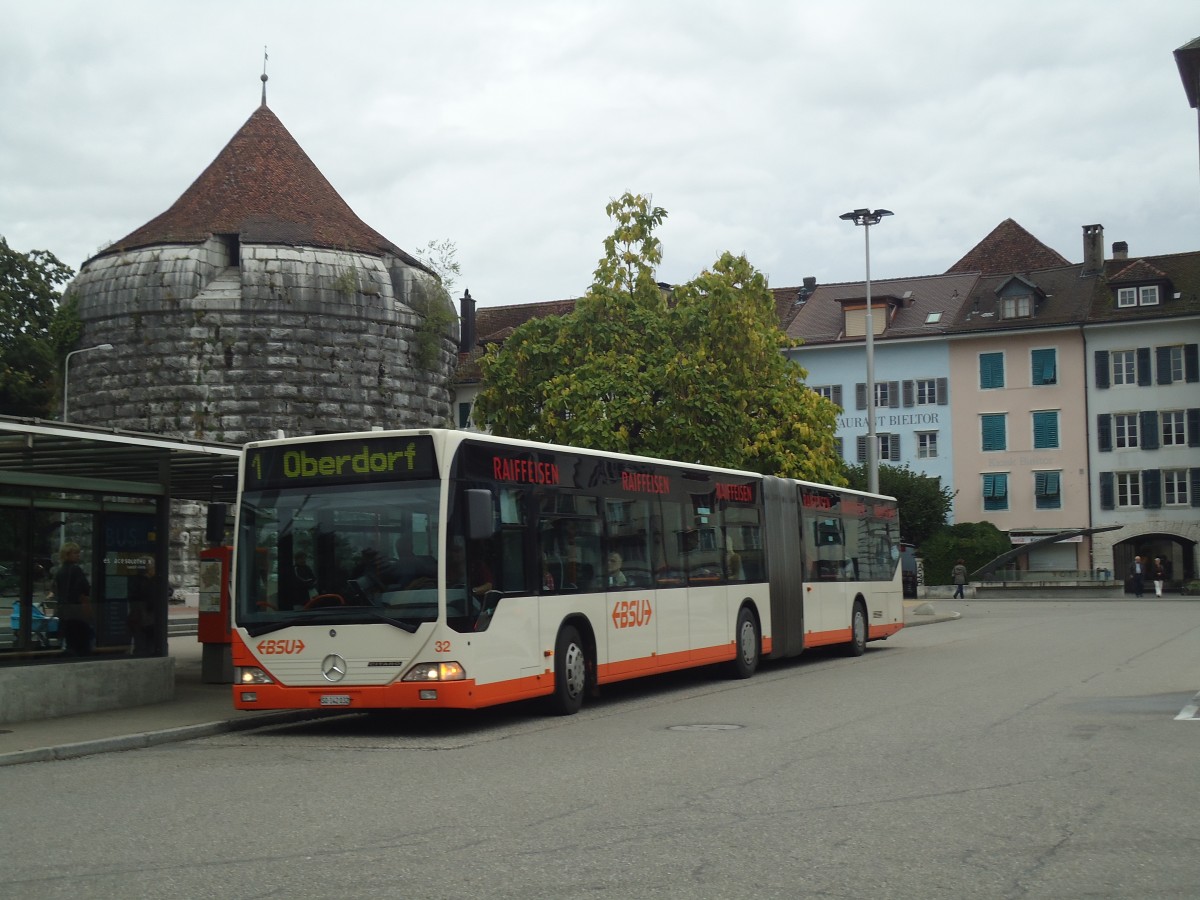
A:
[465,489,495,541]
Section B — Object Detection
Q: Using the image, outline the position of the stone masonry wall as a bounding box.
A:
[65,239,458,599]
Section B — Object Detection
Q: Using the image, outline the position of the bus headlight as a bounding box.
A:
[237,667,274,685]
[402,661,466,682]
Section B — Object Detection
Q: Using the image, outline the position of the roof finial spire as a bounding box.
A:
[260,46,269,106]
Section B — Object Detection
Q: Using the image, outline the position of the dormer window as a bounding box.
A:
[1117,285,1159,308]
[1000,295,1032,319]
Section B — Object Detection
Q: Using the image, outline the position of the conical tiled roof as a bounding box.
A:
[945,219,1071,275]
[93,104,428,271]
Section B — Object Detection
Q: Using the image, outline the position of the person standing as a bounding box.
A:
[1151,557,1165,598]
[126,557,159,656]
[1130,556,1145,598]
[54,542,93,656]
[952,559,967,600]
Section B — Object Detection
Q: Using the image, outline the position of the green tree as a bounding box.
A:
[844,462,954,547]
[474,193,844,482]
[0,236,77,417]
[411,238,460,370]
[920,521,1010,586]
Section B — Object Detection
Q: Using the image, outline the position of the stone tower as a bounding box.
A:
[64,97,458,597]
[67,100,457,443]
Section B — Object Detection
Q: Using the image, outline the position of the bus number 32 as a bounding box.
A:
[611,599,652,629]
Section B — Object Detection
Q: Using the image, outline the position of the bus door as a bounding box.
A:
[682,504,726,659]
[601,497,660,673]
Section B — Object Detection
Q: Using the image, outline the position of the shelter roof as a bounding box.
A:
[0,417,241,503]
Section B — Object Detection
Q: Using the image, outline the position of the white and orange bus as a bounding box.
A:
[231,429,903,715]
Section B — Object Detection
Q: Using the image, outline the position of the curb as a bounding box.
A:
[0,708,332,768]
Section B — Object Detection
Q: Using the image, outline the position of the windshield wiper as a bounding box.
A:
[241,607,421,636]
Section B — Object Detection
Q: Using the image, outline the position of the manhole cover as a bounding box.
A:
[667,723,743,732]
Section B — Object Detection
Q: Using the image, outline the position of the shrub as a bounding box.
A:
[921,521,1011,585]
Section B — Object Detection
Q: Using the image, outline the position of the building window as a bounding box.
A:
[856,433,900,463]
[1032,410,1059,449]
[1116,472,1141,508]
[1163,469,1189,506]
[1030,348,1057,385]
[1034,471,1061,509]
[1111,350,1136,386]
[981,414,1007,451]
[1162,411,1185,446]
[814,384,843,408]
[1117,286,1160,307]
[1000,295,1032,319]
[979,352,1005,389]
[855,381,899,410]
[983,473,1008,511]
[916,432,938,458]
[1165,346,1183,382]
[1114,413,1139,449]
[834,437,844,460]
[457,402,472,428]
[915,379,937,405]
[925,312,941,325]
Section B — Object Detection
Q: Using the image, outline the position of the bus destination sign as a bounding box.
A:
[244,435,437,491]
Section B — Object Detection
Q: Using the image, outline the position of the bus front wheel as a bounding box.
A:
[730,606,760,679]
[846,601,867,657]
[549,625,587,715]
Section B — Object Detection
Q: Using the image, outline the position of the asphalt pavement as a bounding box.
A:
[0,600,961,766]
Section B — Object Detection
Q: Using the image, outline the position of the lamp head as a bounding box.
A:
[840,208,893,226]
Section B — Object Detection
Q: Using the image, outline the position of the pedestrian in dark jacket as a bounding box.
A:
[952,559,967,599]
[1130,556,1145,598]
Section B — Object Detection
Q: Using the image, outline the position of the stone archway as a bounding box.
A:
[1113,533,1196,593]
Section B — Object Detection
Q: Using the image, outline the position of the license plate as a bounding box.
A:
[320,694,351,707]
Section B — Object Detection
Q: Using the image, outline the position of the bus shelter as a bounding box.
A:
[0,416,239,723]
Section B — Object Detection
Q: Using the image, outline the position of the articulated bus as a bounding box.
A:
[231,429,903,715]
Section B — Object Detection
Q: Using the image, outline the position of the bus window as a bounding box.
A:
[540,495,601,592]
[604,498,654,589]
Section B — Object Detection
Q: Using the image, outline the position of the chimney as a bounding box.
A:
[1082,224,1104,274]
[1112,241,1128,260]
[796,276,817,305]
[458,288,476,355]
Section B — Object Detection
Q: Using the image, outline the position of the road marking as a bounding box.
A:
[1175,692,1200,721]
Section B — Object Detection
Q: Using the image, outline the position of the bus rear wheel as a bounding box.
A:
[846,600,867,657]
[549,625,587,715]
[729,606,760,679]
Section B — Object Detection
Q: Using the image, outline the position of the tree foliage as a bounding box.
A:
[474,193,844,482]
[843,462,954,547]
[920,521,1011,586]
[0,236,78,417]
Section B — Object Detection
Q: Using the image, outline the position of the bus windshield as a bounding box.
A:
[235,481,441,635]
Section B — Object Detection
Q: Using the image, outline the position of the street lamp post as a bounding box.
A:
[62,344,114,423]
[839,208,893,495]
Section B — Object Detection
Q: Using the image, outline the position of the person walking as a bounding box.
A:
[53,542,94,655]
[1130,555,1145,598]
[952,559,967,600]
[1152,557,1165,598]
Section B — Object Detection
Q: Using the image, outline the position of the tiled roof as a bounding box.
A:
[781,273,981,346]
[945,219,1071,275]
[454,298,579,383]
[92,104,430,273]
[945,264,1099,333]
[1108,259,1170,284]
[1087,250,1200,324]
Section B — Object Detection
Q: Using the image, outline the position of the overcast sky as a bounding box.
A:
[2,1,1197,307]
